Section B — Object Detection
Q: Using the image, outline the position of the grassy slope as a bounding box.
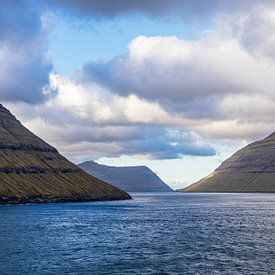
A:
[0,105,131,203]
[179,133,275,193]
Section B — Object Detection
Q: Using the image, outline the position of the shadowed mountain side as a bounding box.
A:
[178,133,275,193]
[0,104,131,204]
[78,161,174,192]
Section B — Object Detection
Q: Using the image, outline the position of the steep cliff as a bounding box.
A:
[179,133,275,192]
[0,104,131,204]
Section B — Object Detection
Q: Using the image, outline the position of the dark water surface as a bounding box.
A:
[0,193,274,274]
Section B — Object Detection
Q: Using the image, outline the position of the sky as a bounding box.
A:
[2,0,275,189]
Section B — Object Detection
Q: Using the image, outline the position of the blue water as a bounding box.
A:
[0,193,274,274]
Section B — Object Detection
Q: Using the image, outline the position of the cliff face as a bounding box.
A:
[0,104,131,204]
[179,133,275,192]
[78,161,173,192]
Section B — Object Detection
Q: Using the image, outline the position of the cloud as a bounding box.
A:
[28,119,215,160]
[5,1,275,162]
[9,6,275,161]
[223,7,275,58]
[82,33,275,105]
[50,0,275,18]
[0,1,53,104]
[79,6,275,102]
[76,7,275,143]
[9,74,215,161]
[49,0,180,17]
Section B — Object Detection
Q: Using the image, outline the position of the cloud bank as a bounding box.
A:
[14,75,214,160]
[79,7,275,142]
[4,1,275,163]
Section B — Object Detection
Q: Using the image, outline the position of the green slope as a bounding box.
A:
[179,133,275,193]
[0,104,131,204]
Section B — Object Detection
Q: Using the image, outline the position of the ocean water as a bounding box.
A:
[0,193,274,274]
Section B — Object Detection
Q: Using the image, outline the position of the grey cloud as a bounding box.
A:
[163,97,221,120]
[121,130,215,159]
[0,1,42,44]
[54,123,215,159]
[80,39,257,105]
[61,125,215,160]
[49,0,180,17]
[0,0,53,104]
[234,10,275,58]
[0,55,53,104]
[14,100,215,160]
[10,96,215,160]
[50,0,275,18]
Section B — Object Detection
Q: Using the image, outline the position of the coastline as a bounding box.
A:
[0,194,132,205]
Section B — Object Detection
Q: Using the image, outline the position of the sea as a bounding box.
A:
[0,193,274,274]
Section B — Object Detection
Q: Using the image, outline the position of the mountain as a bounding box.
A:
[0,104,131,204]
[78,161,173,192]
[178,133,275,192]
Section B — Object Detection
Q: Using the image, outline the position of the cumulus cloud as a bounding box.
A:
[0,1,53,104]
[29,121,215,160]
[77,7,275,143]
[5,0,275,162]
[82,32,275,105]
[9,74,214,160]
[82,35,266,103]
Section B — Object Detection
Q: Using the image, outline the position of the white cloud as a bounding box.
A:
[9,74,214,160]
[50,74,188,126]
[83,33,275,103]
[79,7,275,143]
[6,3,275,162]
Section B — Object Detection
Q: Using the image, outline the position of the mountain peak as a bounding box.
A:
[0,104,130,204]
[179,132,275,192]
[79,160,173,192]
[263,132,275,141]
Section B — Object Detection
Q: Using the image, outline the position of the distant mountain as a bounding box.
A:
[78,161,173,192]
[0,104,130,204]
[178,133,275,192]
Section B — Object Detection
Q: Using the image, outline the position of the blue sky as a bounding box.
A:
[2,0,275,189]
[49,13,210,75]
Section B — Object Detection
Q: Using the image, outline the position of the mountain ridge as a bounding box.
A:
[178,133,275,193]
[78,160,173,192]
[0,104,131,204]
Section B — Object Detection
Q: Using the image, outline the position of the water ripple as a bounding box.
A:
[0,193,274,274]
